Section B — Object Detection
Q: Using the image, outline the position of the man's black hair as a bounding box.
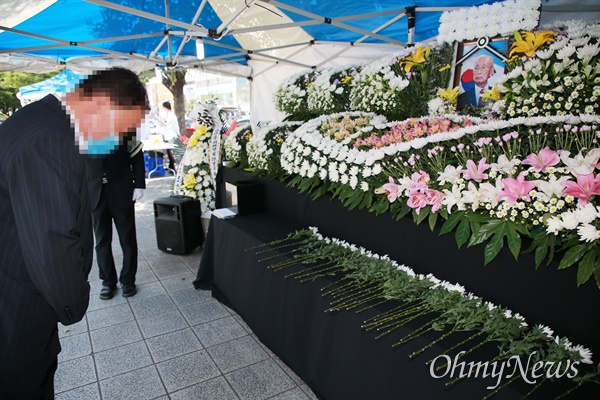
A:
[77,67,149,109]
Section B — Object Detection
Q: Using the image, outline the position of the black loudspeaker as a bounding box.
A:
[225,181,266,216]
[154,196,203,254]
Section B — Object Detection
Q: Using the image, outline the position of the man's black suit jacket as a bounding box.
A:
[0,95,93,380]
[86,136,146,212]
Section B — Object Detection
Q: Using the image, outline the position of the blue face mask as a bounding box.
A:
[86,135,120,156]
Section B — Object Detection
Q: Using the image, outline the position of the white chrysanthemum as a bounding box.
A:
[561,211,579,230]
[578,224,599,242]
[546,216,563,235]
[572,344,594,364]
[574,203,599,224]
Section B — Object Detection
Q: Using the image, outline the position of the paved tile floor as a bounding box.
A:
[55,176,317,400]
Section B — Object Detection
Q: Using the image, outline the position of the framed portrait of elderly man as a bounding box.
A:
[453,36,509,109]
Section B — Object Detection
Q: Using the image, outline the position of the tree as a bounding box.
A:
[0,71,60,114]
[160,69,187,137]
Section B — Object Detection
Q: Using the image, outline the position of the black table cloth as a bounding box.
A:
[193,167,599,399]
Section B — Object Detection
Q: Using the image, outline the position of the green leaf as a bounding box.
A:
[359,193,373,210]
[415,207,430,225]
[396,202,412,219]
[525,232,556,269]
[558,244,588,270]
[455,218,471,249]
[484,230,504,265]
[428,211,438,231]
[577,251,596,286]
[440,211,464,236]
[506,229,522,261]
[371,200,389,215]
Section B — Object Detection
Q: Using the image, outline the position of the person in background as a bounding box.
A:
[86,133,146,300]
[158,100,179,171]
[457,54,495,108]
[0,67,148,399]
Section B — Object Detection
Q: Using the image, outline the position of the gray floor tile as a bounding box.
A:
[207,336,270,374]
[160,274,197,293]
[268,387,309,400]
[179,300,230,326]
[99,365,167,400]
[138,310,189,338]
[58,332,92,362]
[89,278,105,296]
[59,317,88,338]
[135,268,159,285]
[225,359,296,400]
[87,289,128,312]
[169,287,213,308]
[129,293,177,318]
[55,382,101,400]
[145,328,203,363]
[126,280,167,301]
[152,261,193,279]
[94,341,153,380]
[90,320,143,353]
[156,350,221,392]
[170,376,239,400]
[55,355,97,394]
[86,303,134,331]
[193,316,248,348]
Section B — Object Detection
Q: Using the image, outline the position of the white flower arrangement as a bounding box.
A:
[177,125,216,212]
[224,124,253,167]
[496,21,600,118]
[348,48,414,115]
[306,65,361,115]
[247,121,303,173]
[280,112,388,191]
[436,0,541,44]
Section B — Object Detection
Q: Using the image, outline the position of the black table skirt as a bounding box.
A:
[193,167,599,399]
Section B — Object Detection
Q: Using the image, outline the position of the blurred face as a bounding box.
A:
[73,93,146,140]
[473,57,494,87]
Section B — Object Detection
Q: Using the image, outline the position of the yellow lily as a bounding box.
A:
[439,64,451,72]
[509,30,555,58]
[482,85,502,102]
[341,75,352,84]
[438,87,459,104]
[400,45,430,73]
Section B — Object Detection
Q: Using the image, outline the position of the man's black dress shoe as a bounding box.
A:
[122,284,137,298]
[99,286,116,300]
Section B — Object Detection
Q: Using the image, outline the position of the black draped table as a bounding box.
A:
[194,167,600,400]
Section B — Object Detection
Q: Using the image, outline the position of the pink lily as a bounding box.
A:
[410,171,430,191]
[462,158,490,182]
[424,189,444,213]
[499,173,536,204]
[407,190,428,214]
[562,173,600,205]
[375,177,400,203]
[521,147,560,172]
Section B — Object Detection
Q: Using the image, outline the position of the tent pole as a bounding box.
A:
[406,7,415,47]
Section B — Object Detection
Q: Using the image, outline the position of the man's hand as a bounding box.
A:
[132,188,144,202]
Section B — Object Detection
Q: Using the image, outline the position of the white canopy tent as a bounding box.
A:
[1,0,598,125]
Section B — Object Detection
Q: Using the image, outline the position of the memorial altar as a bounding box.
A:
[183,1,600,398]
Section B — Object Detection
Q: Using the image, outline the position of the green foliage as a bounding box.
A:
[0,70,60,113]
